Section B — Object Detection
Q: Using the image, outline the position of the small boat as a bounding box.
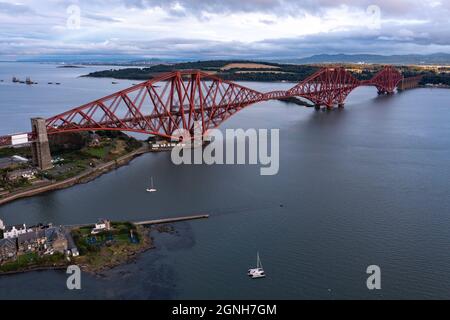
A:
[248,252,266,279]
[146,176,157,192]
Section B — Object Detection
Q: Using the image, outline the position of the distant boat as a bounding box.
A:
[146,176,157,192]
[248,252,266,279]
[112,81,118,84]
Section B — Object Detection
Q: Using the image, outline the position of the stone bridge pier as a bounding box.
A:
[31,118,52,170]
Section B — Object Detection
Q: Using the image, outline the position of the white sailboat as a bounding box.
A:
[146,176,157,192]
[248,252,266,279]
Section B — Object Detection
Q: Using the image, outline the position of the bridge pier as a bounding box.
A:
[338,103,345,108]
[30,118,53,171]
[314,104,321,111]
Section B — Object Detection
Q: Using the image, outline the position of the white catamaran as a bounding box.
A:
[248,252,266,279]
[146,176,157,193]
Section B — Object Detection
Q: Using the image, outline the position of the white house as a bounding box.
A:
[4,224,31,239]
[0,219,4,231]
[91,219,111,234]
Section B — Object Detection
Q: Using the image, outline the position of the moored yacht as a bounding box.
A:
[248,252,266,279]
[146,176,157,192]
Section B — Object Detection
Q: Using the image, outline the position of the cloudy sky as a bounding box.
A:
[0,0,449,60]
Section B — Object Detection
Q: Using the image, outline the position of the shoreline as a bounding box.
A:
[0,144,150,206]
[0,265,68,276]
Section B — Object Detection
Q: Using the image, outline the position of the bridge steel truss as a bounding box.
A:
[0,65,405,145]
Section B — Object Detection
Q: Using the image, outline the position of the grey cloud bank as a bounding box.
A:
[0,0,449,60]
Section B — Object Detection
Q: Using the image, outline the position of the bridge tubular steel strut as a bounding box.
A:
[0,66,412,146]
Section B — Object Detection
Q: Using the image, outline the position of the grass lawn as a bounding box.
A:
[70,224,150,272]
[0,252,66,273]
[83,146,110,159]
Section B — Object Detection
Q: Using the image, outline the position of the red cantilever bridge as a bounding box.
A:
[0,65,405,148]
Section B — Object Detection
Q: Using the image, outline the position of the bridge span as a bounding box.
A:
[0,65,418,169]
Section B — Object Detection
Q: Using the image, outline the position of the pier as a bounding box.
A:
[66,214,209,229]
[134,214,209,225]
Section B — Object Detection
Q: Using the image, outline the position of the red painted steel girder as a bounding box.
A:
[263,90,290,100]
[399,75,423,87]
[0,66,407,146]
[45,70,264,140]
[363,65,403,94]
[0,135,11,146]
[286,67,361,107]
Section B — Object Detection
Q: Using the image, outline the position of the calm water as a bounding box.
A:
[0,62,449,299]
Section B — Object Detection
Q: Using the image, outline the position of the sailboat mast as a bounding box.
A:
[257,252,263,269]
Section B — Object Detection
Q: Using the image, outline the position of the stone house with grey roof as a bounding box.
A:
[0,238,17,263]
[17,229,46,254]
[44,227,68,254]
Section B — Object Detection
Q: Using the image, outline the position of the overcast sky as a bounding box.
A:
[0,0,449,60]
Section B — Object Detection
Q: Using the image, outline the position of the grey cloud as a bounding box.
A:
[3,27,448,58]
[0,1,35,15]
[85,13,122,23]
[101,0,446,19]
[0,0,449,59]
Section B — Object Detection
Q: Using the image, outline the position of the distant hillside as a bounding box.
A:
[282,53,450,65]
[83,59,450,85]
[84,60,320,82]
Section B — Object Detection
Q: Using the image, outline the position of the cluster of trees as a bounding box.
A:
[0,167,31,191]
[0,146,31,158]
[419,72,450,86]
[95,130,142,152]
